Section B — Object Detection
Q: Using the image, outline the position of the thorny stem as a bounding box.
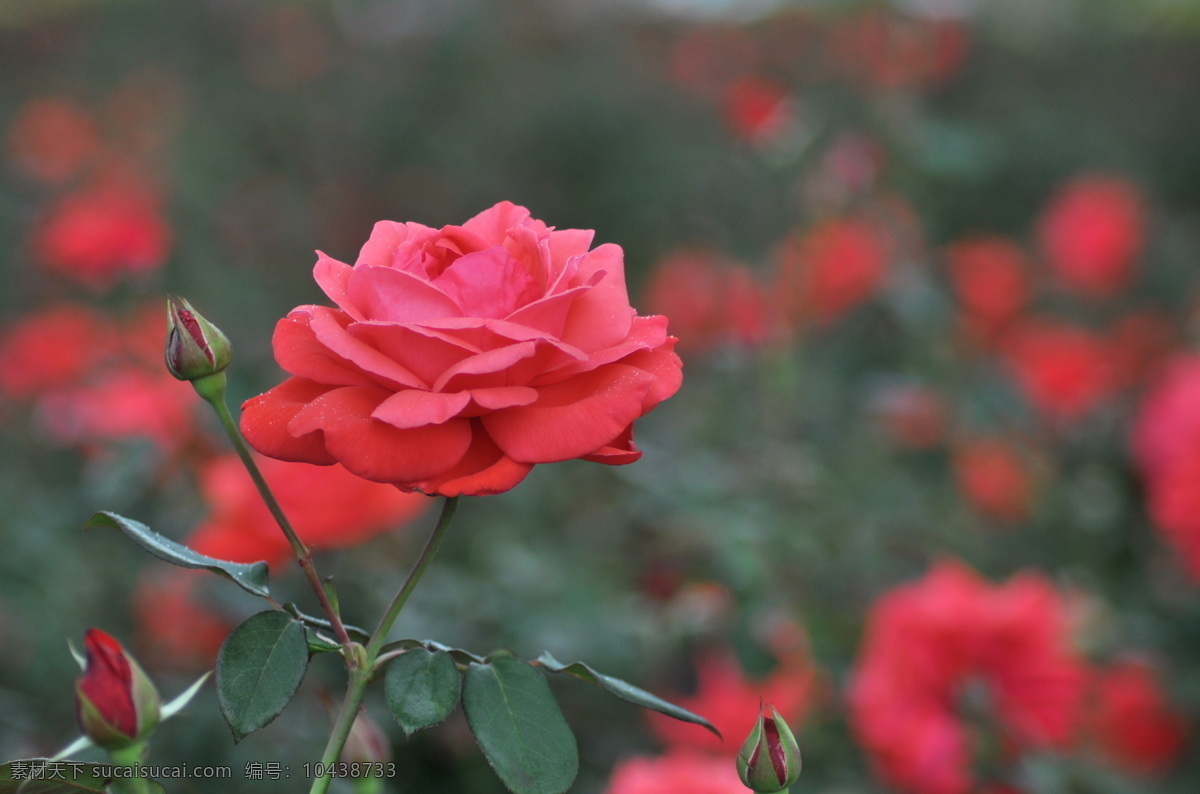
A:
[309,496,460,794]
[197,372,353,648]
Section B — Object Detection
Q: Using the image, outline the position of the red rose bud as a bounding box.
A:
[737,702,801,793]
[75,629,161,749]
[165,295,231,382]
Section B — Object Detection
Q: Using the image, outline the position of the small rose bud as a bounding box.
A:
[340,709,392,776]
[165,295,231,382]
[737,702,801,793]
[75,629,161,750]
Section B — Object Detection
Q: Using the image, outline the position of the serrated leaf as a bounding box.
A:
[85,512,270,599]
[384,649,461,735]
[536,652,720,738]
[462,658,578,794]
[216,611,308,742]
[0,761,164,793]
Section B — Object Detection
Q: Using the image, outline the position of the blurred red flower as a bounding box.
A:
[944,237,1030,346]
[1081,658,1188,776]
[721,75,796,147]
[648,646,814,754]
[1001,319,1116,423]
[133,574,230,670]
[952,438,1032,523]
[39,365,196,453]
[643,252,776,354]
[850,561,1086,794]
[774,217,891,327]
[32,176,172,290]
[1131,355,1200,581]
[605,749,745,794]
[1037,175,1145,299]
[6,96,100,184]
[187,452,429,567]
[0,304,117,399]
[827,9,968,91]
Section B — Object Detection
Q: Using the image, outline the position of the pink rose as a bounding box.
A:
[241,202,682,497]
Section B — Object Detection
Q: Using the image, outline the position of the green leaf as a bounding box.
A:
[536,652,720,738]
[0,761,164,793]
[384,648,461,735]
[462,658,578,794]
[216,611,309,742]
[85,512,270,599]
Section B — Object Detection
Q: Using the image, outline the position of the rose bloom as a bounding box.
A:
[1037,175,1145,299]
[605,749,745,794]
[187,452,429,566]
[952,438,1033,523]
[1000,318,1116,424]
[773,217,891,327]
[944,237,1030,346]
[1081,658,1188,777]
[240,202,682,497]
[849,561,1086,794]
[648,646,814,753]
[32,176,172,289]
[0,304,118,399]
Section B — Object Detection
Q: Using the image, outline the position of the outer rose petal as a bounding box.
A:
[240,378,337,464]
[408,425,533,497]
[313,253,358,318]
[483,364,656,463]
[560,243,634,352]
[288,385,472,483]
[272,312,379,388]
[347,265,462,323]
[373,389,471,429]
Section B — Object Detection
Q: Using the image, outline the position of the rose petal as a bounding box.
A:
[559,243,634,351]
[505,285,589,339]
[483,363,656,463]
[288,385,472,483]
[469,386,539,411]
[582,424,642,464]
[349,322,476,387]
[407,425,533,497]
[547,228,595,282]
[309,309,427,389]
[241,378,338,464]
[273,310,379,388]
[372,389,471,429]
[436,246,543,319]
[461,201,532,243]
[347,264,462,323]
[313,253,360,319]
[534,314,671,385]
[622,342,684,409]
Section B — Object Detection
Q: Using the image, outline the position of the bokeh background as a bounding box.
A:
[2,0,1200,792]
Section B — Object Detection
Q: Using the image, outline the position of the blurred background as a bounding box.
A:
[2,0,1200,792]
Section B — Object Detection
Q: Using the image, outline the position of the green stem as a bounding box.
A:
[197,372,353,648]
[308,496,459,794]
[364,496,458,661]
[107,741,153,794]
